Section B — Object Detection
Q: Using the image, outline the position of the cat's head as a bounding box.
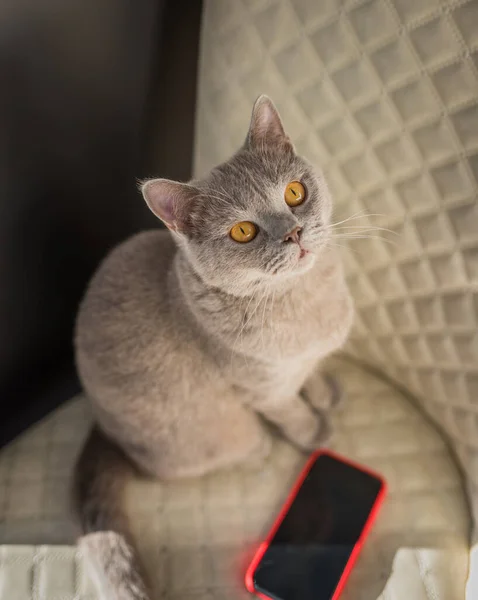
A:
[141,96,333,296]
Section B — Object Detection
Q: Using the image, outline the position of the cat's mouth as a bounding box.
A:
[271,244,315,276]
[297,247,315,270]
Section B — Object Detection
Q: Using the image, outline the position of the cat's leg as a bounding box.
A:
[123,397,273,480]
[253,394,332,452]
[301,370,344,411]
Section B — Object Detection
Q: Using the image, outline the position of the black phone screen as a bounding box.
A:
[253,454,383,600]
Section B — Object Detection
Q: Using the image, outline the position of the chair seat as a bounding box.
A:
[0,358,470,599]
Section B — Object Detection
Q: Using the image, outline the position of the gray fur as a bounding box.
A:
[73,96,353,599]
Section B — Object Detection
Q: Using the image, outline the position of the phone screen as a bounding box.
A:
[252,454,384,600]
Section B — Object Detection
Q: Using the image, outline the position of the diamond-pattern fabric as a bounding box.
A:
[194,0,478,545]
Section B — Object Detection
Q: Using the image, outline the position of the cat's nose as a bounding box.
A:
[283,226,302,244]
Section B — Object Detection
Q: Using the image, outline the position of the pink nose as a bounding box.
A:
[283,226,302,244]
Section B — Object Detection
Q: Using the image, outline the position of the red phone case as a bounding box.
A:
[245,449,387,600]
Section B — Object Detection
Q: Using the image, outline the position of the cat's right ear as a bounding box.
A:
[140,179,197,234]
[246,95,294,153]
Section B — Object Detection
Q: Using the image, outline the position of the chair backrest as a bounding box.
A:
[194,0,478,537]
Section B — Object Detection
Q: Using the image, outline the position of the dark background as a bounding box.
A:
[0,0,203,447]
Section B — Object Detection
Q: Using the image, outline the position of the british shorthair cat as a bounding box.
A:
[73,96,353,599]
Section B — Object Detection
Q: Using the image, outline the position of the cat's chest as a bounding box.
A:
[239,273,352,357]
[227,283,352,396]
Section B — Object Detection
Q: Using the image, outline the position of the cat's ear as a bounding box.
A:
[246,95,294,152]
[141,178,197,233]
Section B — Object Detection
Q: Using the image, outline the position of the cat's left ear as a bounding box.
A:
[141,178,197,234]
[246,95,294,153]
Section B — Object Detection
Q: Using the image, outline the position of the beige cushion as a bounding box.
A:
[194,0,478,541]
[194,0,478,595]
[0,359,470,599]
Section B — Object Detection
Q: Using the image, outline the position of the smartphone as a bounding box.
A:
[245,449,386,600]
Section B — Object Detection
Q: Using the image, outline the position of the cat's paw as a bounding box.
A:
[302,373,344,412]
[287,409,333,453]
[324,374,344,408]
[306,409,333,450]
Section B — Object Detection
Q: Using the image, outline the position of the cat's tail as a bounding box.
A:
[73,426,152,600]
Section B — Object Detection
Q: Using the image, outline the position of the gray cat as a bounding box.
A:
[73,96,353,599]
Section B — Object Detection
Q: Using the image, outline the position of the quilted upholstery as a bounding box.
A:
[0,359,470,599]
[194,0,478,547]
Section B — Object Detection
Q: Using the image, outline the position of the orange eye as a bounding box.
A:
[285,181,306,207]
[230,221,258,243]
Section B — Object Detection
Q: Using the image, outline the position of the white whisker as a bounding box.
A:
[333,234,398,246]
[330,211,386,228]
[269,286,277,343]
[230,290,258,369]
[260,285,271,351]
[329,225,399,235]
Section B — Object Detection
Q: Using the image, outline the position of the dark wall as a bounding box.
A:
[0,0,203,446]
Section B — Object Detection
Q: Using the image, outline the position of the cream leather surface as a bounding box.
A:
[0,359,470,599]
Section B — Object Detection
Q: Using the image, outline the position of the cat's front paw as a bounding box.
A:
[286,409,333,453]
[302,373,344,412]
